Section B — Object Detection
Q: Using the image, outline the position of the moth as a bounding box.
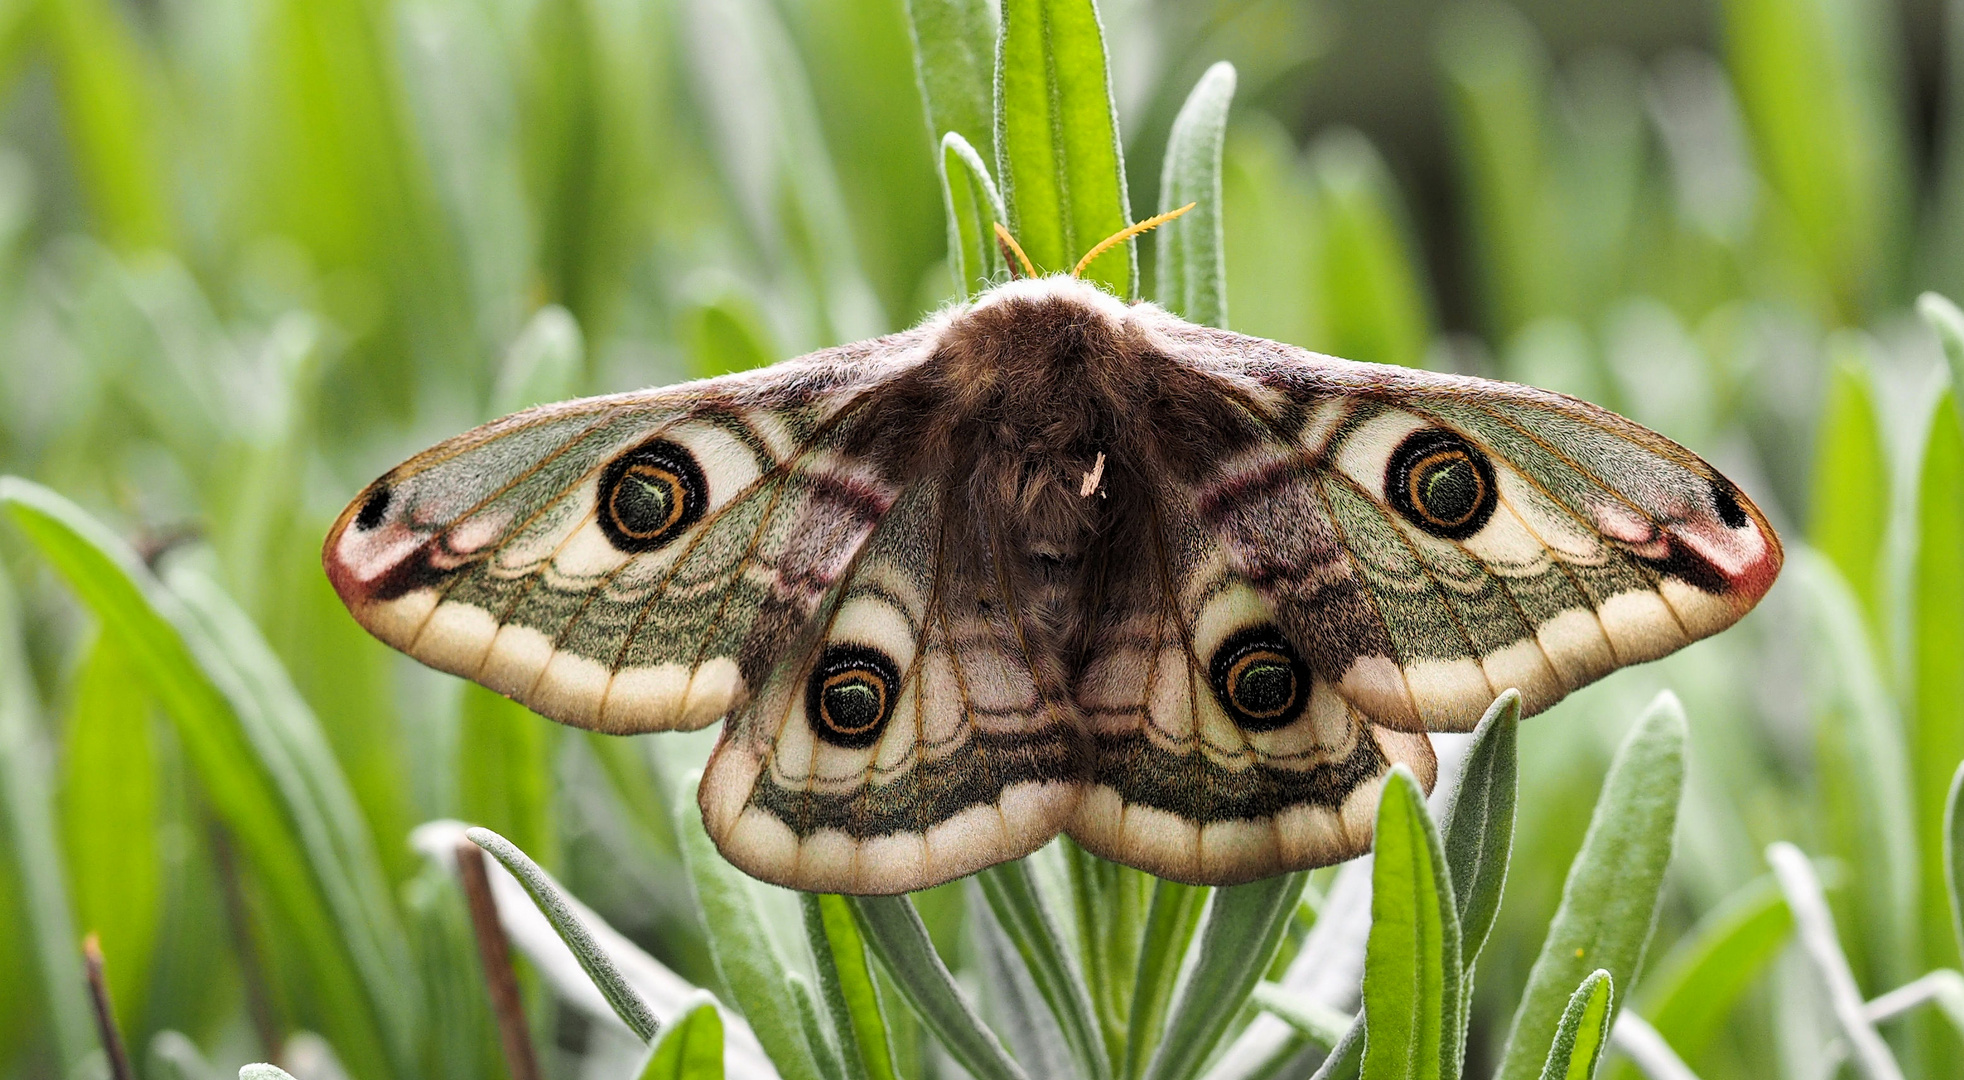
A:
[324,264,1780,895]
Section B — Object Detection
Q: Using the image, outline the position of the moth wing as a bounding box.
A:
[1159,321,1782,734]
[700,479,1087,894]
[322,332,932,733]
[1070,480,1436,886]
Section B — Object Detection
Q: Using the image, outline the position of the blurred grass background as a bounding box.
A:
[0,0,1961,1076]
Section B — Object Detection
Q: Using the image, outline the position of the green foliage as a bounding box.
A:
[995,0,1132,292]
[1361,766,1462,1080]
[2,0,1963,1076]
[642,997,726,1080]
[1494,694,1685,1080]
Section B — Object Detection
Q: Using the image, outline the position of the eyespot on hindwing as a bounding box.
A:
[807,644,899,749]
[1209,626,1310,732]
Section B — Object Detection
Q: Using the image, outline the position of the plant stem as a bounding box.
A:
[457,838,544,1080]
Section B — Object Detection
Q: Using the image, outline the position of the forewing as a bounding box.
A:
[322,334,931,733]
[1158,322,1782,733]
[699,479,1087,894]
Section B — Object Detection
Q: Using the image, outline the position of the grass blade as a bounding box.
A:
[44,0,171,249]
[850,894,1029,1080]
[642,996,728,1080]
[1123,880,1208,1080]
[789,972,847,1080]
[995,0,1133,293]
[1791,548,1919,983]
[470,826,659,1042]
[1307,129,1433,369]
[1361,765,1462,1080]
[940,131,1009,297]
[1949,761,1964,964]
[0,478,410,1078]
[1808,353,1889,627]
[1723,0,1906,317]
[1156,61,1235,327]
[676,788,826,1080]
[977,861,1110,1080]
[1493,692,1686,1080]
[1539,971,1612,1080]
[1921,293,1964,429]
[1910,387,1964,978]
[59,632,162,1038]
[0,566,94,1071]
[1141,870,1309,1080]
[1768,842,1904,1080]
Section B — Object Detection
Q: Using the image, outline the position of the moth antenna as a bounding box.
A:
[1072,202,1197,279]
[993,222,1038,280]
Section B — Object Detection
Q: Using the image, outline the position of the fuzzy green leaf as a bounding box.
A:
[805,893,899,1080]
[1143,870,1310,1080]
[0,478,413,1078]
[850,894,1029,1080]
[1538,971,1612,1080]
[1808,354,1889,628]
[469,826,660,1042]
[641,997,726,1080]
[1768,842,1904,1080]
[1361,765,1462,1080]
[59,632,161,1032]
[675,788,826,1080]
[940,131,1009,297]
[1493,693,1685,1080]
[1248,982,1351,1048]
[1444,689,1519,968]
[905,0,997,161]
[1156,61,1235,328]
[1123,879,1208,1080]
[492,305,585,414]
[978,860,1110,1080]
[995,0,1133,293]
[0,567,94,1071]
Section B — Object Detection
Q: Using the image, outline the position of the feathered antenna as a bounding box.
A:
[993,221,1038,279]
[1072,202,1196,279]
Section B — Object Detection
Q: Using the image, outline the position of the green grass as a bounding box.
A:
[1,0,1963,1078]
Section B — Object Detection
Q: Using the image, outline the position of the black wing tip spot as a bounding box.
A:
[355,485,392,531]
[1386,428,1498,540]
[1711,478,1749,529]
[1209,626,1310,732]
[807,644,900,749]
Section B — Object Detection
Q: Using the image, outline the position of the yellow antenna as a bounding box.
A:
[1072,202,1196,279]
[992,222,1038,280]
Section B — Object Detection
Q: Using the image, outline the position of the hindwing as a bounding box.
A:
[700,479,1086,894]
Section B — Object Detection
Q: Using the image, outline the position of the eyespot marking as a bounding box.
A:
[598,439,708,552]
[1387,428,1497,540]
[355,485,392,531]
[1209,626,1310,732]
[807,644,899,749]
